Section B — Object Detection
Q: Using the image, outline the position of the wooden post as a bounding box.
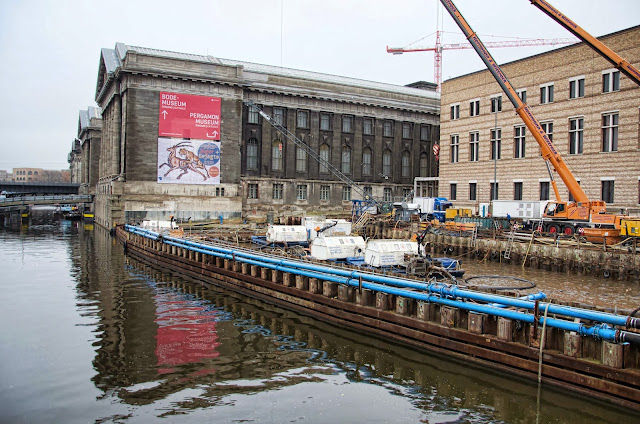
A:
[498,317,514,341]
[468,312,487,334]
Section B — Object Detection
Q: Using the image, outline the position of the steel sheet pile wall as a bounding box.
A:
[119,225,640,409]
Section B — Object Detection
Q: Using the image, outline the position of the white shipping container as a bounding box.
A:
[310,236,366,260]
[491,200,548,219]
[364,239,418,267]
[305,219,352,240]
[266,225,309,243]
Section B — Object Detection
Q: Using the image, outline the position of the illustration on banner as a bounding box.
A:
[157,138,220,184]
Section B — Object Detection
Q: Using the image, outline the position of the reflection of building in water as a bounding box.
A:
[71,231,626,422]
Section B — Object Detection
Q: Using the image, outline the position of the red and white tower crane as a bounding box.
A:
[387,32,578,92]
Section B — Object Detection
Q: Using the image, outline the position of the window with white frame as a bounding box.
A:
[297,110,309,128]
[514,181,523,201]
[273,183,283,200]
[246,138,259,170]
[540,83,554,104]
[401,151,411,178]
[569,76,585,99]
[248,183,258,199]
[540,181,550,201]
[541,121,553,142]
[364,186,373,199]
[569,117,584,154]
[602,112,619,152]
[383,187,392,202]
[490,95,502,113]
[450,104,460,120]
[602,179,614,203]
[320,185,330,201]
[491,128,501,160]
[469,132,479,162]
[490,182,499,200]
[296,184,307,201]
[362,147,372,176]
[248,108,260,124]
[342,185,351,201]
[517,89,527,103]
[296,146,307,172]
[450,183,457,201]
[450,135,459,163]
[469,182,477,201]
[402,123,411,139]
[320,113,331,131]
[514,126,526,158]
[602,69,620,93]
[469,99,480,117]
[382,149,392,177]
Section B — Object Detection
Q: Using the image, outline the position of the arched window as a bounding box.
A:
[419,152,428,177]
[401,151,411,178]
[362,147,372,176]
[341,145,351,174]
[382,149,392,177]
[246,138,258,170]
[319,144,330,174]
[272,140,283,171]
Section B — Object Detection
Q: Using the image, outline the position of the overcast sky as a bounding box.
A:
[0,0,638,172]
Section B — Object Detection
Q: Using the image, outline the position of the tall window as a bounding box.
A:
[517,89,527,103]
[271,140,283,171]
[296,184,308,201]
[450,135,459,163]
[540,83,554,104]
[402,123,411,139]
[383,121,393,137]
[602,70,620,93]
[273,108,285,125]
[569,117,584,155]
[296,146,307,172]
[273,183,283,200]
[341,145,351,174]
[602,180,614,203]
[362,147,372,176]
[319,144,330,173]
[248,108,260,124]
[470,100,480,117]
[419,153,428,177]
[469,132,479,162]
[363,186,373,199]
[382,149,392,177]
[490,182,499,201]
[320,113,331,131]
[602,112,619,152]
[297,110,309,128]
[363,118,374,135]
[248,183,258,199]
[342,185,351,201]
[469,183,477,201]
[246,138,258,170]
[383,187,392,202]
[569,76,585,99]
[420,125,430,141]
[490,129,501,160]
[541,121,553,141]
[450,104,460,120]
[450,183,457,201]
[342,115,353,133]
[540,182,550,201]
[514,182,523,201]
[320,185,330,201]
[401,151,411,178]
[490,96,502,113]
[514,126,526,159]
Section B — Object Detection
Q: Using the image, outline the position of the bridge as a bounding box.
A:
[0,194,93,211]
[0,181,80,196]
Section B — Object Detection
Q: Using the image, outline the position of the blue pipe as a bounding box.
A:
[124,226,638,334]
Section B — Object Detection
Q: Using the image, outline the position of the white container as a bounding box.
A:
[305,219,352,240]
[491,200,549,219]
[310,236,366,260]
[265,225,309,243]
[364,239,418,267]
[142,220,177,230]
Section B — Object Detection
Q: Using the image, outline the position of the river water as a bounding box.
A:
[1,221,639,423]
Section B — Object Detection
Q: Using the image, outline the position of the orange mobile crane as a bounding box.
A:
[439,0,639,243]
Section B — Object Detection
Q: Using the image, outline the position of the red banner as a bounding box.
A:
[159,92,221,140]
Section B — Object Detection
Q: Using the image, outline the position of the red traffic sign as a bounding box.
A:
[159,92,221,140]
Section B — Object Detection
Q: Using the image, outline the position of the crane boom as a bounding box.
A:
[439,0,591,207]
[530,0,640,86]
[244,101,380,207]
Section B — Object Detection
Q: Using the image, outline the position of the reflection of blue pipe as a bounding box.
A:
[123,226,639,340]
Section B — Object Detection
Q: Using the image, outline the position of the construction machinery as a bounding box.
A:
[439,0,639,243]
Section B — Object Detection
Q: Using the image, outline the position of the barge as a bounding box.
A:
[116,224,640,410]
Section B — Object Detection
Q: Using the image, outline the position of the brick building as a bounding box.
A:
[439,26,640,213]
[91,43,440,229]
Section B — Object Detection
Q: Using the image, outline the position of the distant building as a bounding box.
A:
[439,25,640,212]
[68,106,102,195]
[13,167,44,182]
[88,42,441,229]
[0,170,11,182]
